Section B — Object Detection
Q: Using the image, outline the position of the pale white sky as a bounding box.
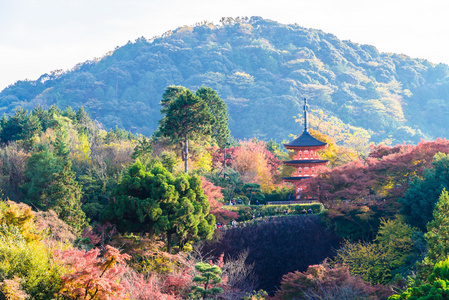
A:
[1,0,449,91]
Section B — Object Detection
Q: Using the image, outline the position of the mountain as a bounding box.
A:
[1,16,449,144]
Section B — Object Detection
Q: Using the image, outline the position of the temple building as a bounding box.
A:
[283,98,328,200]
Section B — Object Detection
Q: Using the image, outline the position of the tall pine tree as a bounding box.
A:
[158,89,214,173]
[195,87,230,147]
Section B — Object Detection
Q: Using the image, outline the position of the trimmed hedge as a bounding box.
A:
[224,203,324,221]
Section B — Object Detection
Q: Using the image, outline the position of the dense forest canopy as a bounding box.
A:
[2,16,449,144]
[1,93,449,298]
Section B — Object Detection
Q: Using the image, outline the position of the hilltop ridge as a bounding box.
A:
[1,16,449,143]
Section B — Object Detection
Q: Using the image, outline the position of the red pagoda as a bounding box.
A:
[283,98,328,200]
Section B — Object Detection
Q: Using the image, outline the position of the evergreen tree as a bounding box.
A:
[62,106,77,121]
[423,189,449,267]
[21,113,42,142]
[31,104,58,131]
[42,161,87,231]
[208,169,244,204]
[161,150,178,173]
[22,150,61,208]
[158,89,214,173]
[242,183,262,205]
[47,104,62,117]
[23,148,86,230]
[160,85,187,114]
[52,127,71,161]
[195,87,230,147]
[101,161,215,253]
[389,257,449,300]
[400,152,449,230]
[131,137,153,165]
[76,107,90,124]
[190,262,224,299]
[0,109,28,143]
[75,106,94,135]
[31,104,45,120]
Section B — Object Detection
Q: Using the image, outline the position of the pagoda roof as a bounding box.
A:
[282,176,313,181]
[284,131,327,148]
[284,159,329,165]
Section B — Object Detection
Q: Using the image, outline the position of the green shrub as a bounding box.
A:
[261,186,295,204]
[0,225,62,299]
[224,203,324,221]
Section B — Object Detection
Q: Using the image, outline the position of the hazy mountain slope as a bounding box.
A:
[1,16,449,143]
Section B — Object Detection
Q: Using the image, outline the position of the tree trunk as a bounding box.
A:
[167,232,172,254]
[179,238,186,251]
[184,134,188,173]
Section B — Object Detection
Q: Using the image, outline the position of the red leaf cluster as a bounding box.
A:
[200,176,224,210]
[120,272,178,300]
[271,262,392,300]
[54,243,196,300]
[55,245,131,300]
[303,139,449,205]
[200,176,239,223]
[211,140,281,177]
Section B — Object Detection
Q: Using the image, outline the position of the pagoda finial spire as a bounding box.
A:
[303,98,308,133]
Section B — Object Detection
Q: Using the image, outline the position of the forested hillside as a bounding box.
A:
[2,16,449,143]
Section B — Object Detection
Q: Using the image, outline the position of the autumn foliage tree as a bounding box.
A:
[90,235,195,299]
[272,261,392,300]
[120,270,181,300]
[308,129,362,168]
[303,139,449,208]
[305,140,449,241]
[211,140,281,192]
[200,177,238,224]
[55,246,131,300]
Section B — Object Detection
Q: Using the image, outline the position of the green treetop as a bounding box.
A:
[131,136,153,165]
[400,152,449,230]
[160,85,188,115]
[190,262,224,299]
[22,149,86,231]
[158,88,215,173]
[242,183,262,205]
[41,161,87,231]
[389,257,449,300]
[418,189,449,279]
[195,86,230,147]
[101,160,215,253]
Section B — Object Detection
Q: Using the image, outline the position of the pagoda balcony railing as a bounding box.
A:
[292,174,313,177]
[293,156,319,160]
